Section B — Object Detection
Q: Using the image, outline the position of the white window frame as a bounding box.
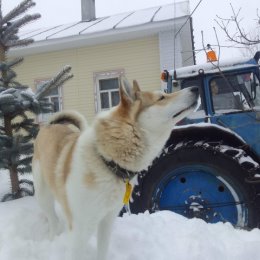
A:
[34,79,63,123]
[93,69,124,113]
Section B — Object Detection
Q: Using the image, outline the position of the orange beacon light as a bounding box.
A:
[206,44,217,62]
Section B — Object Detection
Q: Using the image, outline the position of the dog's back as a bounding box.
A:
[34,124,79,189]
[33,111,87,233]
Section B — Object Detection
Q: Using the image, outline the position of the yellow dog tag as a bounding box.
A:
[123,180,132,205]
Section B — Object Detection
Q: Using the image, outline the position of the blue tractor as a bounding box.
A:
[131,52,260,229]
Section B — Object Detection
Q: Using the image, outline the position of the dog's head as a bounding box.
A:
[95,78,198,171]
[116,78,198,129]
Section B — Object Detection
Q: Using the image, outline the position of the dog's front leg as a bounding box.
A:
[66,223,95,260]
[97,210,118,260]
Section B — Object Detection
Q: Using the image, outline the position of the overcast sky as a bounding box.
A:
[2,0,260,64]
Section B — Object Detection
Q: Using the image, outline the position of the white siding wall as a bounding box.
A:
[159,30,182,90]
[159,21,194,91]
[159,30,183,72]
[179,19,195,67]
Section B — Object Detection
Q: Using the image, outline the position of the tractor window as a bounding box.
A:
[210,74,253,112]
[244,72,260,107]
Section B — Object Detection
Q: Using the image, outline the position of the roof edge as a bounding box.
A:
[8,16,188,57]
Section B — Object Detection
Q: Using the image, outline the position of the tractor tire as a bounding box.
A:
[131,142,260,228]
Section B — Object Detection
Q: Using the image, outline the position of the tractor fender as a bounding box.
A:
[166,123,260,164]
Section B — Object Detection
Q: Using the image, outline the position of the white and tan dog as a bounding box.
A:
[32,79,198,260]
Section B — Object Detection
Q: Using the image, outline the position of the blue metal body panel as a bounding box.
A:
[212,112,260,156]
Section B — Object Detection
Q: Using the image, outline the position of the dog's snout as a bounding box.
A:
[190,86,198,94]
[190,86,199,99]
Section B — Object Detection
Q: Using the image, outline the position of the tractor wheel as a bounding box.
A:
[131,143,260,228]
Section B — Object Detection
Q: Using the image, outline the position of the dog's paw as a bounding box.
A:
[48,222,64,240]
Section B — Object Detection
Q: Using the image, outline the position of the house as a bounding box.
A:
[9,0,194,122]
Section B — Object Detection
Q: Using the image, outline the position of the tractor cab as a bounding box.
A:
[161,51,260,117]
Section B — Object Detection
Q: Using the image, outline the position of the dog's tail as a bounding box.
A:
[48,111,87,131]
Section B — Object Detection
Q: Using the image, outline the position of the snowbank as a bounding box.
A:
[1,196,260,260]
[0,170,11,200]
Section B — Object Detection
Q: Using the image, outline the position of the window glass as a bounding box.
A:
[255,75,260,106]
[46,87,59,96]
[244,73,260,106]
[98,78,119,110]
[111,91,120,106]
[209,73,255,112]
[100,78,118,91]
[35,79,62,122]
[100,92,109,109]
[50,96,60,112]
[94,70,124,112]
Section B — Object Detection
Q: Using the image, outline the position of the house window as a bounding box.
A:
[35,79,62,123]
[94,69,124,112]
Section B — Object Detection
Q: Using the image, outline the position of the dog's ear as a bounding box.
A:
[133,80,141,92]
[119,77,140,104]
[118,78,142,120]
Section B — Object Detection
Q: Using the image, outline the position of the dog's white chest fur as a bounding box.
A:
[67,133,126,215]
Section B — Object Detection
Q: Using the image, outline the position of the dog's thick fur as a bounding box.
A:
[32,79,198,260]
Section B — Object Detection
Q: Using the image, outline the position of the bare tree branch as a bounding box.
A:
[213,27,220,67]
[215,3,260,46]
[200,30,246,110]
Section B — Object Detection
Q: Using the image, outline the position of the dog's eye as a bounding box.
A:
[158,95,165,101]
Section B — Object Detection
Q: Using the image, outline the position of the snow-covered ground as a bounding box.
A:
[1,178,260,260]
[0,170,11,200]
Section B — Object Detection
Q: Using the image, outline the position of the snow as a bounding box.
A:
[116,7,160,28]
[175,122,247,143]
[29,22,78,41]
[0,170,10,200]
[49,20,102,39]
[17,1,189,42]
[1,180,260,259]
[153,1,190,22]
[81,14,130,34]
[169,57,257,79]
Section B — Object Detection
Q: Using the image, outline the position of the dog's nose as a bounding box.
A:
[190,86,199,93]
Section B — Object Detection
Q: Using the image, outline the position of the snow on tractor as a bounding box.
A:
[131,51,260,229]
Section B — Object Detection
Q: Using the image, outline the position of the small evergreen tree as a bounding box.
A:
[0,0,73,201]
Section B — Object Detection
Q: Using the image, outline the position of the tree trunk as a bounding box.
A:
[4,116,20,195]
[10,166,19,195]
[0,44,5,61]
[0,43,20,196]
[0,44,6,80]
